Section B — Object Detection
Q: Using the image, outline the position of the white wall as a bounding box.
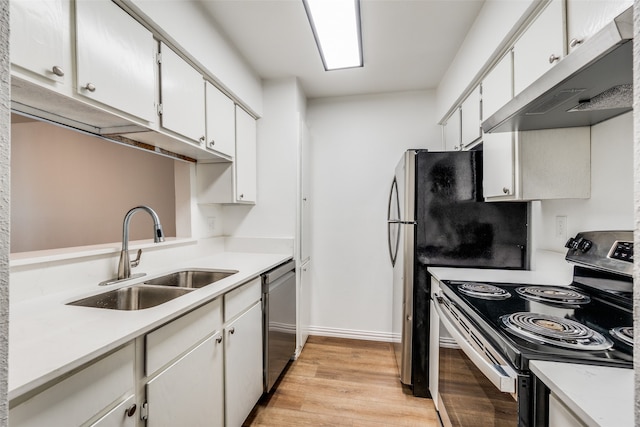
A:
[223,78,305,240]
[306,90,440,338]
[534,112,634,252]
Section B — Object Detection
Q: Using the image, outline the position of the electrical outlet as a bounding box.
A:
[207,216,216,232]
[555,216,567,241]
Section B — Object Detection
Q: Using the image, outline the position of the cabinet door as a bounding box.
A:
[146,333,224,427]
[225,302,263,427]
[235,106,257,203]
[482,132,515,199]
[460,86,481,148]
[513,0,565,96]
[298,260,311,352]
[443,107,461,151]
[11,0,66,83]
[205,81,236,157]
[159,43,206,143]
[300,119,312,263]
[75,0,156,122]
[482,51,513,120]
[566,0,632,53]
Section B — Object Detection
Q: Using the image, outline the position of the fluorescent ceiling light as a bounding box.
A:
[303,0,363,71]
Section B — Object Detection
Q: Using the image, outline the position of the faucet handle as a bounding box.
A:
[130,249,143,268]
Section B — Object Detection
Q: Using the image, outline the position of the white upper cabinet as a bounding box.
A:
[205,82,236,157]
[566,0,632,52]
[513,0,565,96]
[11,0,68,85]
[75,0,156,123]
[159,42,206,144]
[482,51,513,120]
[443,107,461,151]
[235,106,257,203]
[460,85,482,148]
[484,127,590,201]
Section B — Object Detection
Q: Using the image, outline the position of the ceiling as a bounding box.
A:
[198,0,485,99]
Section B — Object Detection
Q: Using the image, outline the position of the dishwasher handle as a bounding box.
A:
[263,260,295,284]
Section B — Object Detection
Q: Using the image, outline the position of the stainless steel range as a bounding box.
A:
[432,231,633,427]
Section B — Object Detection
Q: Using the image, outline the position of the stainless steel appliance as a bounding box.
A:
[262,260,296,393]
[433,231,633,426]
[387,149,529,396]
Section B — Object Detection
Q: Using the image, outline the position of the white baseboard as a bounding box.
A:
[308,326,394,342]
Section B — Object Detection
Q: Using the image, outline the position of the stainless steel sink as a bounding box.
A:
[67,285,194,310]
[143,269,238,288]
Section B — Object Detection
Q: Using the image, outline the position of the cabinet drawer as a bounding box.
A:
[89,394,136,427]
[146,298,222,375]
[10,343,134,427]
[224,277,261,321]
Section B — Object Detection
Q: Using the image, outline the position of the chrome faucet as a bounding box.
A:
[117,206,165,280]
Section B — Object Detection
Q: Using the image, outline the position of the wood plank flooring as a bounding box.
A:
[243,336,440,426]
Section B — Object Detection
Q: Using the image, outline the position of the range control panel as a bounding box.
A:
[608,241,633,263]
[565,231,633,277]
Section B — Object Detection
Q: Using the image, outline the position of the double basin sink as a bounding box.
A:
[68,270,238,311]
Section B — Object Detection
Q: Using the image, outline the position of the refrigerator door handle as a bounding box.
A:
[387,178,401,266]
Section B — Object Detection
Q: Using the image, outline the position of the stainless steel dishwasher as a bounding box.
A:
[262,259,296,393]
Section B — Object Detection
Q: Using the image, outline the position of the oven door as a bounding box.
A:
[434,292,523,427]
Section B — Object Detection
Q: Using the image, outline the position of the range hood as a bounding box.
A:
[482,7,633,134]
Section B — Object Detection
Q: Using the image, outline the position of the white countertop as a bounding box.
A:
[9,251,292,401]
[530,361,633,427]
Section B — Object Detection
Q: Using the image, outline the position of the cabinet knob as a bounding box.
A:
[83,83,96,92]
[199,136,205,144]
[209,139,215,146]
[51,65,64,77]
[229,327,236,335]
[502,187,510,194]
[125,404,137,417]
[569,38,583,49]
[215,335,223,344]
[548,54,560,64]
[239,194,244,199]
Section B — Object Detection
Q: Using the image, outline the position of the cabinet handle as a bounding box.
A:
[502,187,510,194]
[199,136,205,144]
[239,194,244,199]
[569,38,583,49]
[548,54,560,64]
[125,404,137,417]
[83,83,96,92]
[215,335,223,344]
[51,65,64,77]
[229,327,236,335]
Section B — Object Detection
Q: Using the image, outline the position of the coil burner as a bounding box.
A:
[501,312,613,350]
[458,282,511,300]
[610,327,634,347]
[515,286,590,306]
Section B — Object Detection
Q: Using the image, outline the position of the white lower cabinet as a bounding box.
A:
[548,393,587,427]
[89,394,137,427]
[224,279,263,427]
[9,343,135,427]
[146,333,224,427]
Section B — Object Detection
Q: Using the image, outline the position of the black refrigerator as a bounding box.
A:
[387,149,529,397]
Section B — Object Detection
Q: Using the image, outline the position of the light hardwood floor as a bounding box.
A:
[244,336,440,426]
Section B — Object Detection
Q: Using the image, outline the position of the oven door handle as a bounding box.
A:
[434,294,518,393]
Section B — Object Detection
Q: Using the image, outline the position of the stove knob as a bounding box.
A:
[565,237,578,249]
[578,239,593,252]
